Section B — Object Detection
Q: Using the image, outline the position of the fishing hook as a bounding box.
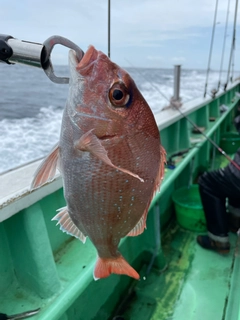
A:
[42,35,84,84]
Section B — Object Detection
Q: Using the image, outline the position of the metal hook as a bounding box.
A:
[42,35,84,84]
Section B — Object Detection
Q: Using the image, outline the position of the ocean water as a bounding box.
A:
[0,62,227,174]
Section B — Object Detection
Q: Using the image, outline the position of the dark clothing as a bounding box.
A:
[198,148,240,237]
[229,148,240,179]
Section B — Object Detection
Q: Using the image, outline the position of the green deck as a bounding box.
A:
[1,83,240,319]
[114,225,239,320]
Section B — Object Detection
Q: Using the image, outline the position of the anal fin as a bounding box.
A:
[52,207,87,243]
[31,143,59,189]
[127,214,146,237]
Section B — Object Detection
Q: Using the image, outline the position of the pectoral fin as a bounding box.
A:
[75,130,144,182]
[31,143,59,189]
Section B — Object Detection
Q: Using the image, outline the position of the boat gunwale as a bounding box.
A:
[0,80,239,223]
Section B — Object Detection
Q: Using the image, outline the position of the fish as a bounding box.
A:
[31,45,166,280]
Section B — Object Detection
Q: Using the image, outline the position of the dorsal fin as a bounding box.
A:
[31,143,59,189]
[52,207,87,243]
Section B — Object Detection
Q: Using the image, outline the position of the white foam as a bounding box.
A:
[0,106,62,173]
[140,70,227,113]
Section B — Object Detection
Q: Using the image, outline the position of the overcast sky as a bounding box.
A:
[1,0,240,70]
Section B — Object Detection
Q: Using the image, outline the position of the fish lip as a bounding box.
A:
[76,45,98,71]
[68,46,98,71]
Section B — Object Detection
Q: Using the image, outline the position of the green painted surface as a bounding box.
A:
[4,203,61,298]
[40,189,69,252]
[172,235,235,320]
[118,226,196,320]
[0,224,14,292]
[116,226,237,320]
[1,84,240,319]
[225,238,240,320]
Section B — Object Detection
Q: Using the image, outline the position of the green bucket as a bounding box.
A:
[220,132,240,154]
[172,185,206,232]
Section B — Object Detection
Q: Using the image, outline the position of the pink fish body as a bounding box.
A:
[32,46,165,280]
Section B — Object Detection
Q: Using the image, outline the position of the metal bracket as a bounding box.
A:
[0,34,84,84]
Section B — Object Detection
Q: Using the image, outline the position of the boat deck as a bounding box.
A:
[1,219,239,320]
[113,224,239,320]
[1,83,240,319]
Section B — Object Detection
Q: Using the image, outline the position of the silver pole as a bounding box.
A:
[7,38,44,68]
[173,65,181,101]
[204,0,219,97]
[108,0,111,58]
[1,35,84,84]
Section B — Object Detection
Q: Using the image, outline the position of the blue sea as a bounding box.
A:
[0,62,227,173]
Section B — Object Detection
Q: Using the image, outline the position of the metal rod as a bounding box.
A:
[211,131,217,170]
[132,64,240,171]
[173,65,181,101]
[204,0,219,97]
[188,157,195,187]
[108,0,111,58]
[174,104,240,171]
[7,38,44,68]
[225,0,238,89]
[218,0,230,90]
[124,59,240,171]
[0,35,84,84]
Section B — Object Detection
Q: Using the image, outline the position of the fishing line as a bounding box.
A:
[170,101,240,171]
[218,0,231,90]
[125,59,240,171]
[231,44,236,83]
[203,0,219,98]
[225,0,239,90]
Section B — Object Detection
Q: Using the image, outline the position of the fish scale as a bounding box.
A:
[31,45,165,280]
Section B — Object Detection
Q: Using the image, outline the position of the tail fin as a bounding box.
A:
[94,255,140,280]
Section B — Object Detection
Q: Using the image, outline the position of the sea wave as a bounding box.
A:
[0,67,228,173]
[0,106,62,173]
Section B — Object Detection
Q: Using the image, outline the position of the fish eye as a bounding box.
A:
[109,82,130,108]
[113,89,124,101]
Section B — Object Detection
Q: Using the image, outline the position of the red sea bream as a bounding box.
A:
[31,45,166,280]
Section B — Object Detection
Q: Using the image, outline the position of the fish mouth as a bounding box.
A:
[76,45,98,71]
